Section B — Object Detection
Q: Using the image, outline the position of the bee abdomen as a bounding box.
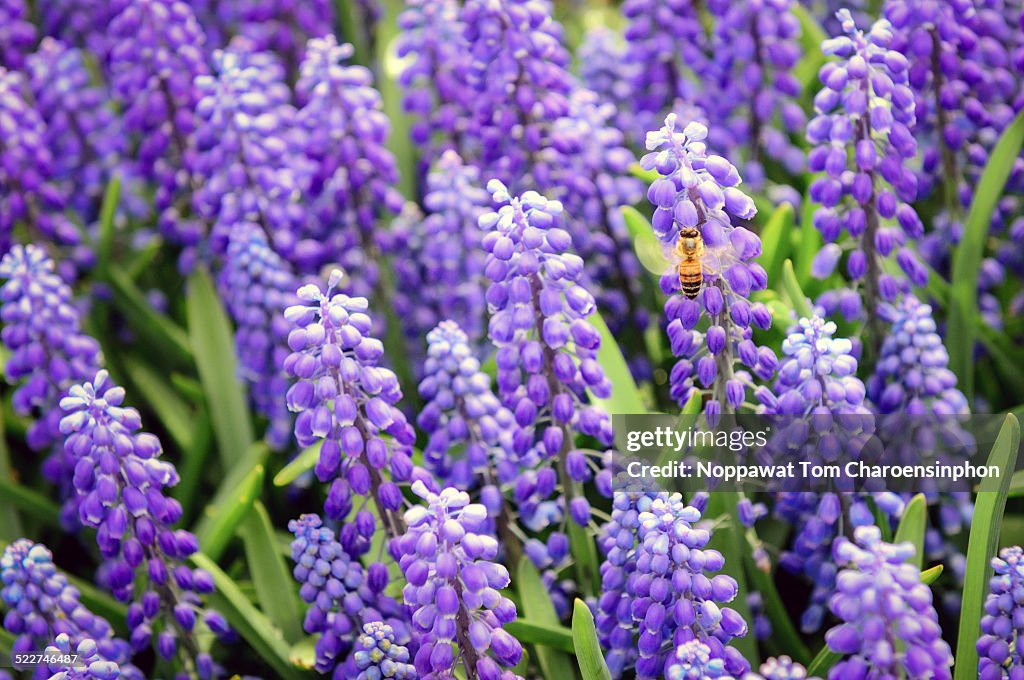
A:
[679,275,702,299]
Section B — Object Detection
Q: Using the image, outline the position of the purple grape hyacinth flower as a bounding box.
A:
[479,180,614,542]
[826,526,953,679]
[749,655,821,679]
[978,545,1024,679]
[417,320,519,491]
[393,151,490,346]
[284,270,423,561]
[867,295,968,416]
[641,114,775,417]
[191,44,308,265]
[42,633,120,680]
[1,540,138,677]
[396,482,524,680]
[0,245,102,522]
[806,9,927,338]
[27,38,125,222]
[219,223,298,448]
[705,0,806,184]
[59,371,227,677]
[756,316,875,633]
[459,0,575,185]
[0,0,36,69]
[296,34,404,278]
[288,514,409,676]
[0,70,80,254]
[233,0,335,75]
[396,0,470,159]
[596,492,750,679]
[622,0,708,142]
[353,621,417,680]
[105,0,208,250]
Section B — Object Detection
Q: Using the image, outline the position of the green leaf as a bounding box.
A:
[705,493,759,667]
[0,406,21,540]
[620,206,667,287]
[194,461,266,561]
[588,310,646,416]
[122,355,194,452]
[273,441,323,487]
[567,520,600,597]
[948,111,1024,400]
[288,637,317,670]
[571,599,612,680]
[628,162,659,185]
[954,414,1021,680]
[505,620,574,654]
[107,266,192,367]
[0,475,61,527]
[782,259,813,319]
[517,558,577,679]
[796,184,825,289]
[792,4,827,93]
[744,548,811,665]
[807,645,842,678]
[191,553,312,680]
[95,175,121,278]
[758,203,794,288]
[186,267,254,466]
[242,501,304,644]
[893,493,927,570]
[921,564,944,586]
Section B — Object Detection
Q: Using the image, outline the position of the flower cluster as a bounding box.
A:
[978,545,1024,679]
[642,114,774,416]
[43,633,120,680]
[621,0,707,141]
[596,492,749,679]
[233,0,334,73]
[396,482,524,679]
[756,316,876,632]
[26,38,125,221]
[288,514,408,675]
[479,180,613,541]
[0,70,80,253]
[191,44,307,263]
[394,152,490,346]
[59,371,227,676]
[219,223,297,448]
[396,0,469,157]
[459,0,573,186]
[417,320,519,491]
[283,271,419,559]
[549,90,648,348]
[105,0,208,248]
[825,526,953,679]
[749,655,820,680]
[1,540,137,676]
[867,295,968,416]
[0,245,102,520]
[578,28,636,134]
[0,0,36,69]
[354,622,417,680]
[704,0,806,183]
[807,9,927,330]
[296,34,404,278]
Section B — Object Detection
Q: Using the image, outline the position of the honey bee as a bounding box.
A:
[674,227,705,299]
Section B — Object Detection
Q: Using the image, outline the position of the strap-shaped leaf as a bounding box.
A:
[571,599,612,680]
